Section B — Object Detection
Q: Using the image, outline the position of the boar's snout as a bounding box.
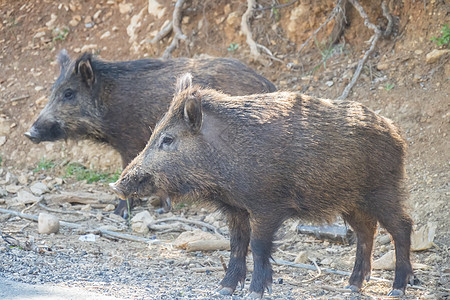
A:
[109,181,128,200]
[24,127,42,144]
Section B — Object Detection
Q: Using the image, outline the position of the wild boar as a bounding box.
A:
[25,50,276,217]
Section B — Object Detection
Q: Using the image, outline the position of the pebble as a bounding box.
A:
[104,204,115,212]
[100,31,111,40]
[425,49,449,64]
[30,182,50,195]
[38,212,60,234]
[15,190,41,204]
[131,210,154,234]
[294,251,309,264]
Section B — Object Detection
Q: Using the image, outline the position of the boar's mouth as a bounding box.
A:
[24,122,66,144]
[110,173,157,200]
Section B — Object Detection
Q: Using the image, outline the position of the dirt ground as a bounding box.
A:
[0,0,449,299]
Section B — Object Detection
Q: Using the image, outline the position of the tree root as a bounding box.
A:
[297,0,343,55]
[241,0,280,64]
[162,0,187,59]
[338,0,393,100]
[147,0,188,59]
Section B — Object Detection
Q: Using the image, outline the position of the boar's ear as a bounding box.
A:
[176,73,193,94]
[75,53,95,88]
[183,93,202,133]
[57,49,71,71]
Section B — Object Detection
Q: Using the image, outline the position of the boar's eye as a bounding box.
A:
[162,136,173,145]
[63,89,75,101]
[159,135,174,149]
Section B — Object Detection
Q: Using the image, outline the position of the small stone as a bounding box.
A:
[18,174,29,185]
[80,44,97,52]
[294,251,309,264]
[325,81,334,87]
[15,190,42,204]
[131,210,154,234]
[0,188,7,197]
[373,250,395,270]
[377,234,391,245]
[411,222,437,251]
[80,204,91,211]
[104,204,115,212]
[425,49,449,64]
[53,178,63,185]
[45,14,57,29]
[38,213,60,234]
[148,0,165,19]
[119,3,133,14]
[30,182,50,196]
[100,31,111,39]
[5,185,21,194]
[69,18,79,27]
[0,136,6,146]
[414,49,423,55]
[0,199,5,204]
[321,257,333,265]
[377,62,389,70]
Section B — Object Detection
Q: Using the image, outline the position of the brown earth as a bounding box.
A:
[0,0,449,299]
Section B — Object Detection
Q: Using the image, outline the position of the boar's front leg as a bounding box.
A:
[217,207,250,295]
[248,214,284,298]
[114,197,141,218]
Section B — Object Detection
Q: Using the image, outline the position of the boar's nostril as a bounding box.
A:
[24,131,41,144]
[109,182,127,200]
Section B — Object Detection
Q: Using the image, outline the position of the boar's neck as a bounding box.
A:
[91,59,171,167]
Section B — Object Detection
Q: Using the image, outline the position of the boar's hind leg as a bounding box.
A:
[217,207,250,296]
[374,202,413,295]
[247,214,284,298]
[342,211,378,292]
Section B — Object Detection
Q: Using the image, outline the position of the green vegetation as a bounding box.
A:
[227,43,239,52]
[65,163,120,184]
[33,158,55,173]
[53,27,69,42]
[312,38,336,72]
[385,83,395,91]
[431,25,450,47]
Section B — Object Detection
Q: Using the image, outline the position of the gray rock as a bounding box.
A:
[30,182,50,196]
[38,213,60,234]
[15,190,42,204]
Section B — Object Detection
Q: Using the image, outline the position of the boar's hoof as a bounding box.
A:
[247,291,263,299]
[387,289,404,297]
[215,286,234,296]
[344,285,360,292]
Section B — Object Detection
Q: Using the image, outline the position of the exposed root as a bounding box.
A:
[241,0,261,61]
[329,0,351,45]
[338,0,393,100]
[149,21,173,44]
[162,0,188,59]
[297,0,343,55]
[241,0,279,64]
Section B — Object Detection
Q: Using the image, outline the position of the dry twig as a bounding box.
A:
[153,216,222,235]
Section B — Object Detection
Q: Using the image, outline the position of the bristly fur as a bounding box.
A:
[113,75,413,296]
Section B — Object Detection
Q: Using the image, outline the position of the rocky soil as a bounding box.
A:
[0,0,449,299]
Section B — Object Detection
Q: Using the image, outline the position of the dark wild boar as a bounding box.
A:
[111,74,414,298]
[24,50,276,217]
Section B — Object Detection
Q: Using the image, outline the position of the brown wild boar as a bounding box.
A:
[110,74,414,297]
[24,50,276,217]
